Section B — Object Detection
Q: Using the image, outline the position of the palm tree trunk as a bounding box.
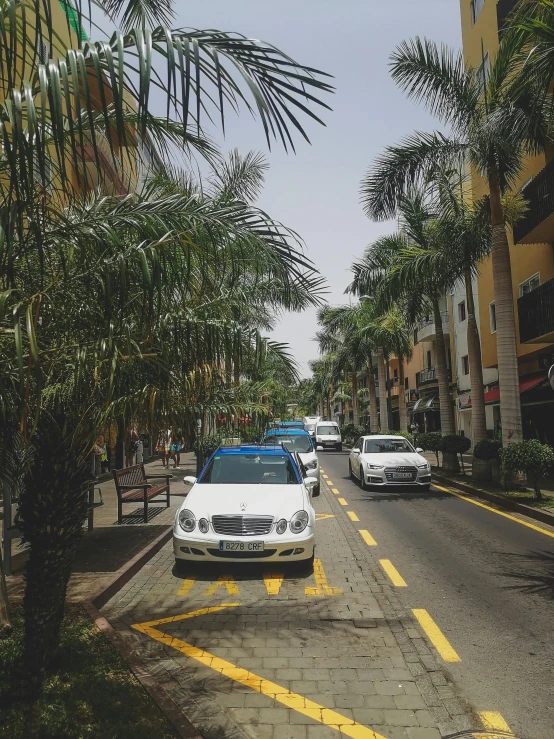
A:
[0,545,12,637]
[368,359,379,433]
[464,263,489,480]
[377,346,388,431]
[319,394,324,418]
[488,173,523,447]
[433,300,458,471]
[398,356,408,431]
[351,367,359,426]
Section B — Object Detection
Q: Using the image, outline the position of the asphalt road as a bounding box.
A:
[319,450,554,739]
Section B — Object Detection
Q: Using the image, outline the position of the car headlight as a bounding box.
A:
[198,518,209,534]
[276,519,287,535]
[368,464,385,470]
[179,509,196,533]
[290,510,309,534]
[305,460,318,470]
[418,463,430,469]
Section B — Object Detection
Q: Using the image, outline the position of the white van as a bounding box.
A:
[315,421,342,451]
[303,415,320,438]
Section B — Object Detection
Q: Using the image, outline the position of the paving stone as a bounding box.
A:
[383,709,420,727]
[258,708,291,724]
[273,726,306,739]
[375,681,406,696]
[393,695,428,710]
[407,729,441,739]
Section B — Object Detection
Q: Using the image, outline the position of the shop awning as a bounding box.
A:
[413,396,439,413]
[462,375,547,407]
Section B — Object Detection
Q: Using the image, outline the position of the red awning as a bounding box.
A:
[463,375,546,407]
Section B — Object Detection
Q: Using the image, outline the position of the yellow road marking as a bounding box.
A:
[177,578,196,596]
[478,711,511,732]
[316,513,335,521]
[359,529,377,546]
[412,609,461,663]
[305,558,342,596]
[322,474,329,479]
[347,511,360,522]
[132,606,387,739]
[434,483,554,540]
[204,575,240,596]
[264,573,284,595]
[331,488,340,495]
[379,560,407,587]
[338,498,348,506]
[326,480,334,486]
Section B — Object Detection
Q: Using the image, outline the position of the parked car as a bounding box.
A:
[275,421,305,430]
[263,428,320,495]
[348,435,431,490]
[315,421,342,451]
[174,445,317,567]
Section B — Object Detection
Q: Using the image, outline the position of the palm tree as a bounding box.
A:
[374,309,413,431]
[360,36,551,449]
[350,191,459,470]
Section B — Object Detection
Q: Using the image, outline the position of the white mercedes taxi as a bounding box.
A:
[174,445,317,568]
[349,435,432,490]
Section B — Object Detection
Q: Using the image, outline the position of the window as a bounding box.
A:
[393,368,398,381]
[489,302,497,333]
[476,52,490,94]
[427,350,432,369]
[405,377,409,389]
[462,355,470,376]
[519,273,540,297]
[364,438,414,454]
[199,453,298,485]
[458,301,466,322]
[471,0,485,25]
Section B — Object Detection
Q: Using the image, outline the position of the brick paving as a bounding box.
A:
[101,477,480,739]
[7,454,195,600]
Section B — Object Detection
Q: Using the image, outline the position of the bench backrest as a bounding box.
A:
[114,464,146,488]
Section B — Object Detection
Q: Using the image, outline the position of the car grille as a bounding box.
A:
[207,548,277,559]
[384,466,417,483]
[212,515,274,536]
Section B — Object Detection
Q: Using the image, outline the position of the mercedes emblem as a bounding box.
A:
[240,502,247,511]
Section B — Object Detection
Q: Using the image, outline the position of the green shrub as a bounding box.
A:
[473,439,502,461]
[500,440,554,501]
[417,432,443,466]
[441,435,471,455]
[342,423,365,444]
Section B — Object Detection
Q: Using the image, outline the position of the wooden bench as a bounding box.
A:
[113,465,172,524]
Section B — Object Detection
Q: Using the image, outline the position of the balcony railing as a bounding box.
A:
[514,157,554,244]
[415,311,449,344]
[416,366,452,387]
[518,277,554,343]
[497,0,519,37]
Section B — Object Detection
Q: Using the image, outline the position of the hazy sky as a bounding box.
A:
[178,1,463,377]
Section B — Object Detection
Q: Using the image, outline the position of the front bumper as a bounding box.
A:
[173,528,315,562]
[363,469,432,487]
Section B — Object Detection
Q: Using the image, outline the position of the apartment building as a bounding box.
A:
[457,0,554,445]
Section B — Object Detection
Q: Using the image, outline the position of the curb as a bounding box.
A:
[432,470,554,527]
[82,526,205,739]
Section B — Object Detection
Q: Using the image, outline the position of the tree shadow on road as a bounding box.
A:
[499,549,554,600]
[357,488,452,504]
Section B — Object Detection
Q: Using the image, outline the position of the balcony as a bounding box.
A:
[514,157,554,244]
[416,366,452,387]
[497,0,519,37]
[415,312,449,344]
[518,277,554,343]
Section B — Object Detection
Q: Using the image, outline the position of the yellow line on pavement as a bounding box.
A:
[326,480,334,486]
[434,484,554,540]
[204,575,240,596]
[263,573,284,595]
[322,474,329,479]
[177,578,196,596]
[132,606,387,739]
[347,511,360,522]
[338,498,348,506]
[316,513,335,521]
[359,529,377,546]
[331,488,340,495]
[412,609,461,663]
[134,604,239,631]
[477,711,511,732]
[379,560,407,587]
[305,558,342,596]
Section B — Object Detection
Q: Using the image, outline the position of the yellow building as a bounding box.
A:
[458,0,554,444]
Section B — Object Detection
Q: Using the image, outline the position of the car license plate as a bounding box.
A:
[219,541,264,552]
[393,472,413,479]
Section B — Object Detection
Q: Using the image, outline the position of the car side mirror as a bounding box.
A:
[183,476,197,485]
[316,445,324,451]
[415,448,423,454]
[305,476,318,489]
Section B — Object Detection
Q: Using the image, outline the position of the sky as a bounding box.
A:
[176,0,463,378]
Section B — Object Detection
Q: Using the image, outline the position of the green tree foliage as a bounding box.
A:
[500,440,554,501]
[417,432,443,466]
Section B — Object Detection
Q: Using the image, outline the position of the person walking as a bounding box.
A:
[157,428,171,468]
[410,420,419,447]
[170,430,184,469]
[94,434,106,478]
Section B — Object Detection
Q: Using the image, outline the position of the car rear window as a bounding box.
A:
[199,453,299,485]
[263,436,313,453]
[317,425,339,435]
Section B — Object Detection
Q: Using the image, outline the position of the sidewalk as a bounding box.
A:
[6,453,195,601]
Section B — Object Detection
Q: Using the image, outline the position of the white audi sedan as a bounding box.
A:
[349,435,432,490]
[174,445,317,568]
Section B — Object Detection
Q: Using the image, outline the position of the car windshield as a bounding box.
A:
[317,425,339,436]
[199,453,299,484]
[264,436,313,453]
[364,439,414,454]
